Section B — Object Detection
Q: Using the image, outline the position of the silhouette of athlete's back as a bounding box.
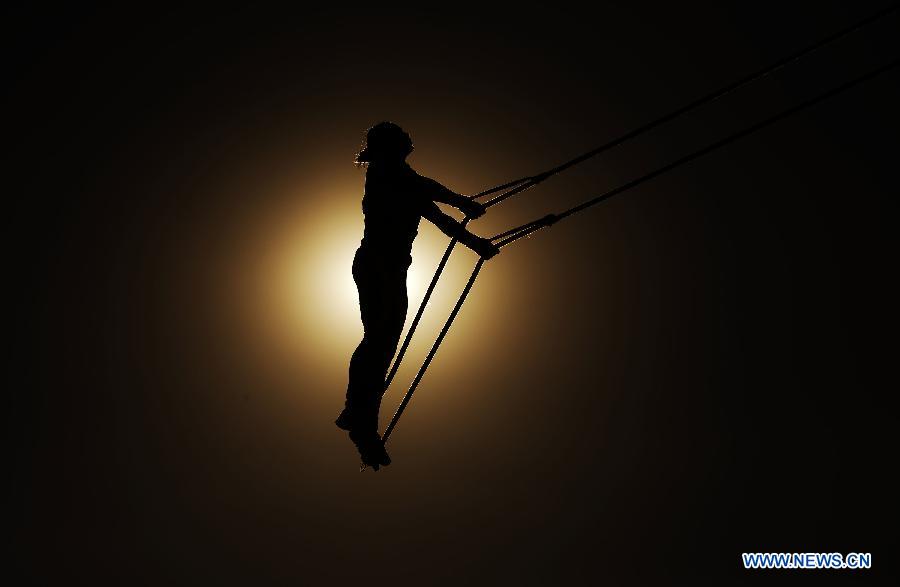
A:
[336,122,498,469]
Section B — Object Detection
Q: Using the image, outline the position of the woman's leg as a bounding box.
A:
[344,256,408,435]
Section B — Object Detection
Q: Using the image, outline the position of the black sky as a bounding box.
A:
[9,2,899,584]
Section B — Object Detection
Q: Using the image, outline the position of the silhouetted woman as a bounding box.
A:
[337,122,499,469]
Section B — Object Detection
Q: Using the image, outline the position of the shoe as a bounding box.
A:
[350,430,391,470]
[335,408,354,432]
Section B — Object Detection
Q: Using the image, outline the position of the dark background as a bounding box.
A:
[9,2,898,584]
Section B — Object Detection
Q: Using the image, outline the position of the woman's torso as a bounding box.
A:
[358,163,426,267]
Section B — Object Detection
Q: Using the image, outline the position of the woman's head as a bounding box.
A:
[355,122,414,165]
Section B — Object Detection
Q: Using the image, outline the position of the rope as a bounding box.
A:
[491,58,898,249]
[370,8,897,455]
[380,5,896,397]
[382,221,468,392]
[470,4,897,210]
[375,57,897,457]
[382,259,486,443]
[472,176,534,198]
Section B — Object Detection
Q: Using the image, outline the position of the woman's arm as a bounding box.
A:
[421,201,499,259]
[414,173,486,219]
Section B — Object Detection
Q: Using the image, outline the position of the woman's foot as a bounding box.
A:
[349,430,391,470]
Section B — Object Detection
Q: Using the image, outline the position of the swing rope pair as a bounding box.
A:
[374,6,898,452]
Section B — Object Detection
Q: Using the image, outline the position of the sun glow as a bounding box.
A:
[256,184,478,361]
